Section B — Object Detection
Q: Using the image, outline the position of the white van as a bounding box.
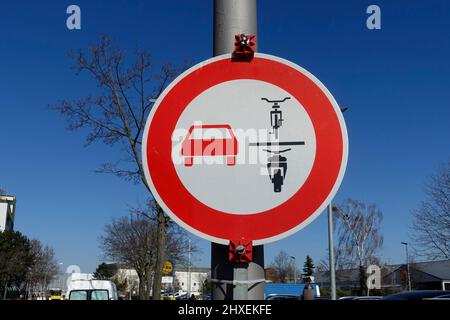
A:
[67,279,118,300]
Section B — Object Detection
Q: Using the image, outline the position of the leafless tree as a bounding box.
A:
[99,201,192,300]
[0,188,6,196]
[333,199,384,294]
[269,250,297,283]
[100,215,153,300]
[27,240,59,292]
[412,162,450,260]
[52,35,182,299]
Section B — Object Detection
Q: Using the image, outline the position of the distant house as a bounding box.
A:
[383,259,450,291]
[172,267,210,294]
[315,259,450,292]
[315,268,361,292]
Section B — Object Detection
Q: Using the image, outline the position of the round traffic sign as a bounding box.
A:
[143,53,348,245]
[162,261,173,275]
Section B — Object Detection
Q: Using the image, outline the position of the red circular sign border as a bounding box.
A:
[143,54,347,244]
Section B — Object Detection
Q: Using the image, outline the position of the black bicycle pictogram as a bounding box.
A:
[261,97,290,139]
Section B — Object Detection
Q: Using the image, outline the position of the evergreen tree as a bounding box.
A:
[302,255,315,277]
[93,262,116,280]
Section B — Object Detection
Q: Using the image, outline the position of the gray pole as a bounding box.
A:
[213,0,257,56]
[187,238,192,297]
[328,203,337,300]
[212,0,264,300]
[293,258,297,284]
[290,256,296,284]
[406,245,411,291]
[402,242,412,291]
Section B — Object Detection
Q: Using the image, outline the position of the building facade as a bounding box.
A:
[173,267,209,294]
[0,195,16,232]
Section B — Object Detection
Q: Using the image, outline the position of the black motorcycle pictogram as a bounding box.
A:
[264,148,291,193]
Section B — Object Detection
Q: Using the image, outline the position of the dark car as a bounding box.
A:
[266,294,300,301]
[428,293,450,300]
[338,296,382,300]
[383,290,450,300]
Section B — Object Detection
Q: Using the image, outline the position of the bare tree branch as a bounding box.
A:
[411,162,450,260]
[51,35,180,191]
[52,36,185,300]
[99,200,192,300]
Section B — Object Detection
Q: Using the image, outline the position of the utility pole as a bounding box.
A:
[211,0,264,300]
[290,256,297,284]
[401,242,412,291]
[187,238,192,297]
[328,203,337,300]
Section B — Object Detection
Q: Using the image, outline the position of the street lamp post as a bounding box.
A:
[187,238,192,297]
[328,203,337,300]
[59,262,64,274]
[290,256,296,284]
[401,242,412,291]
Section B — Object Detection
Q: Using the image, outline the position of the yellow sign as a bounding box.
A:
[162,261,173,275]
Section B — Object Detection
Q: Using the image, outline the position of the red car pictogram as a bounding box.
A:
[181,124,238,166]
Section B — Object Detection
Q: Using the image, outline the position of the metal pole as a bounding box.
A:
[212,0,263,301]
[402,242,412,291]
[213,0,258,56]
[406,245,411,291]
[290,256,296,284]
[328,203,337,300]
[294,262,297,284]
[188,238,192,297]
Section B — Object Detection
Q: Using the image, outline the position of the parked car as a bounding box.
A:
[201,293,212,300]
[167,291,188,300]
[383,290,450,300]
[314,296,332,300]
[426,293,450,300]
[264,283,321,299]
[339,295,382,300]
[48,288,63,300]
[266,294,299,301]
[352,296,382,300]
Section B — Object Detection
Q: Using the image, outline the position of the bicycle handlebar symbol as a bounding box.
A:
[261,97,290,139]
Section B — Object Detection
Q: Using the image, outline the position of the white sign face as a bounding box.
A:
[172,79,316,214]
[143,53,348,244]
[162,276,173,284]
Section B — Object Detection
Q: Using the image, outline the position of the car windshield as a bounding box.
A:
[69,289,109,300]
[69,290,88,300]
[91,290,109,300]
[191,127,231,139]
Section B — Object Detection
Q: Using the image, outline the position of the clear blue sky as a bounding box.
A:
[1,0,449,272]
